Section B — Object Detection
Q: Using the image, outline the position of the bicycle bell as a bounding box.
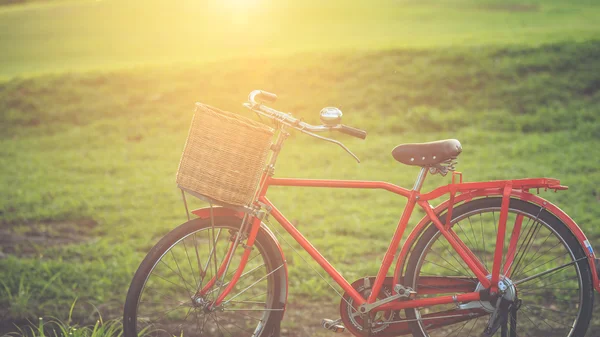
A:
[320,107,343,125]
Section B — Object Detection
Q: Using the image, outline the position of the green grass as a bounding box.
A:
[1,0,600,335]
[2,300,135,337]
[3,40,600,138]
[1,0,600,78]
[1,41,599,334]
[5,317,125,337]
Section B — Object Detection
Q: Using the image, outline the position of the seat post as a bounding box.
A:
[412,167,428,191]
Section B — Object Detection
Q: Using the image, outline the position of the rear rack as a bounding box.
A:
[420,177,568,201]
[495,178,568,191]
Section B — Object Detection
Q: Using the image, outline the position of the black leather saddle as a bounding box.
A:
[391,139,462,166]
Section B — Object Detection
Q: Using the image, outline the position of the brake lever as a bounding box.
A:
[300,129,360,163]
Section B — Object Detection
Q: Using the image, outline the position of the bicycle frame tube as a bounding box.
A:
[503,214,525,276]
[367,190,418,304]
[266,178,412,197]
[418,200,491,288]
[260,196,366,305]
[490,182,513,292]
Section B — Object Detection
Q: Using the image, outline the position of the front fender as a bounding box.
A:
[393,190,600,293]
[191,207,289,315]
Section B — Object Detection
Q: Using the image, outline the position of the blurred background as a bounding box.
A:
[0,0,599,336]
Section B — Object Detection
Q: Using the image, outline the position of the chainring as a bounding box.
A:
[340,277,400,336]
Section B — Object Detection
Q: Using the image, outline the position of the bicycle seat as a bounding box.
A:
[391,139,462,166]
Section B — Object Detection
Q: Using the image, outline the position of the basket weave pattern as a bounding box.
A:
[177,103,274,206]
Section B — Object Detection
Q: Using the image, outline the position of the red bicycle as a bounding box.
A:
[123,90,599,337]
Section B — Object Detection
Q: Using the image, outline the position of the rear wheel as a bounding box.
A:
[404,197,593,337]
[123,216,286,337]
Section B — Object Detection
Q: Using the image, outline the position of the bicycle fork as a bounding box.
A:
[194,213,264,309]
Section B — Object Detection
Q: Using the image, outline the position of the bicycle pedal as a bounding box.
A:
[321,319,345,333]
[408,290,417,300]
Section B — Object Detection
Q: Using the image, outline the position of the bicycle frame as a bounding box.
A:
[188,109,600,317]
[196,165,600,313]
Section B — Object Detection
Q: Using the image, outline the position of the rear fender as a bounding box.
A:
[192,207,289,315]
[393,190,600,293]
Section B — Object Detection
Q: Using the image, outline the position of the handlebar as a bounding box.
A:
[249,90,278,104]
[244,89,367,162]
[246,90,367,139]
[338,124,367,140]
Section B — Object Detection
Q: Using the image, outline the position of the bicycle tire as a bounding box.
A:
[123,216,286,337]
[403,197,593,337]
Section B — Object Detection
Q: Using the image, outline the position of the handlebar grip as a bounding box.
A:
[338,125,367,140]
[255,90,278,104]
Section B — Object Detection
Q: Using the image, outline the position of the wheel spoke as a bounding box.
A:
[441,239,473,276]
[192,233,206,287]
[514,257,586,286]
[216,314,254,334]
[515,231,555,274]
[223,308,283,312]
[524,304,576,316]
[520,305,572,329]
[223,264,284,304]
[424,259,464,276]
[510,208,543,278]
[150,270,192,296]
[170,250,194,293]
[477,213,488,268]
[427,246,467,274]
[181,239,198,289]
[210,312,229,337]
[517,242,565,276]
[465,316,479,337]
[206,262,266,296]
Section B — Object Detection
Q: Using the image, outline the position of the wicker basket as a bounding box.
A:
[176,103,274,207]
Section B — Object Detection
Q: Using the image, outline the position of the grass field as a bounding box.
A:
[1,0,600,78]
[1,0,599,336]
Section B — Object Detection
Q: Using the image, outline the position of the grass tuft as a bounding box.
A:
[3,316,125,337]
[1,300,140,337]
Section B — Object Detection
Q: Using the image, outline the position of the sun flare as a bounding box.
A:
[222,0,260,9]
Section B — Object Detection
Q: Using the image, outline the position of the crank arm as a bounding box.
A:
[355,287,415,316]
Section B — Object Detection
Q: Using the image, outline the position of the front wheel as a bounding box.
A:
[123,216,287,337]
[403,197,594,337]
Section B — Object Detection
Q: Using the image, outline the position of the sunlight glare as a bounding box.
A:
[222,0,261,10]
[216,0,264,27]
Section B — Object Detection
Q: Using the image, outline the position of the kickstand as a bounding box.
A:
[481,297,520,337]
[509,300,518,337]
[501,319,508,337]
[481,297,510,337]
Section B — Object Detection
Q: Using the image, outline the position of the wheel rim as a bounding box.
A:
[408,205,586,337]
[133,224,279,337]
